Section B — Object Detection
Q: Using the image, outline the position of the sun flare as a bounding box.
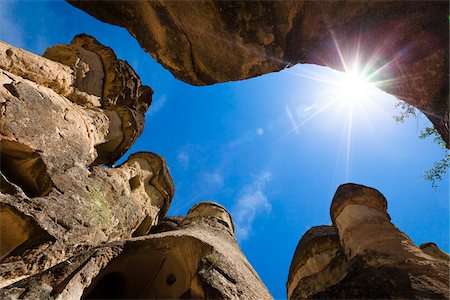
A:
[335,65,374,106]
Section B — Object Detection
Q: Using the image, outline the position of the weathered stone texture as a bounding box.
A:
[43,34,153,165]
[287,226,347,300]
[0,38,271,299]
[68,1,449,144]
[287,183,449,299]
[0,37,173,288]
[0,202,271,299]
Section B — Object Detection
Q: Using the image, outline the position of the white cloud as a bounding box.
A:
[227,132,253,149]
[177,150,189,168]
[303,105,314,112]
[256,128,264,136]
[232,172,272,241]
[149,94,167,115]
[201,171,224,189]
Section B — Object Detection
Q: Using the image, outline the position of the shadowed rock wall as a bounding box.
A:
[68,1,449,144]
[287,183,449,299]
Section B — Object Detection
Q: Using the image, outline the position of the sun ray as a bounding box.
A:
[273,98,341,147]
[284,69,342,86]
[295,98,340,129]
[345,103,354,182]
[330,30,349,73]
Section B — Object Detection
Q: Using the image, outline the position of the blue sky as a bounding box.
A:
[1,1,449,298]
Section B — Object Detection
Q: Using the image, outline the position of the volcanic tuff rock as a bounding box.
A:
[0,36,173,287]
[0,37,271,299]
[287,183,450,299]
[68,1,449,144]
[0,202,271,299]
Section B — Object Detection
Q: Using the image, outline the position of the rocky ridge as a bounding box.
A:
[0,37,270,298]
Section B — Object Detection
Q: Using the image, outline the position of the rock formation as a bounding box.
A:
[67,1,449,144]
[287,183,449,299]
[1,202,271,299]
[0,37,270,299]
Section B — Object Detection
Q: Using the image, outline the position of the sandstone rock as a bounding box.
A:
[0,202,272,300]
[68,1,449,143]
[420,242,450,262]
[0,38,271,300]
[0,38,174,288]
[287,183,449,299]
[287,226,347,300]
[43,34,153,166]
[0,41,75,97]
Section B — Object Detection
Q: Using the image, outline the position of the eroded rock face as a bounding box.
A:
[287,183,449,299]
[0,202,272,300]
[43,34,153,165]
[68,1,449,143]
[0,38,270,299]
[420,242,450,262]
[287,226,347,300]
[0,38,174,288]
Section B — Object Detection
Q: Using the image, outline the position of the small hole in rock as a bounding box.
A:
[129,175,141,191]
[166,273,176,286]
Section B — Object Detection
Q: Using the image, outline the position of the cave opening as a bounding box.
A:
[84,272,129,299]
[0,206,32,260]
[0,140,54,198]
[81,249,192,299]
[0,205,53,261]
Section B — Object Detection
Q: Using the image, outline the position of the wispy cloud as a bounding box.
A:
[177,150,190,168]
[201,171,224,189]
[301,104,315,113]
[149,94,167,115]
[227,126,266,149]
[232,172,272,241]
[227,131,254,149]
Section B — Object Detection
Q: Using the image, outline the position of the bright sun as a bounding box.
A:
[284,60,381,181]
[336,65,374,105]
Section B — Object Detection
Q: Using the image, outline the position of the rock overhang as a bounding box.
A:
[67,1,449,144]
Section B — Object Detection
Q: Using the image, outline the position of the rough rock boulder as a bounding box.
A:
[287,183,449,299]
